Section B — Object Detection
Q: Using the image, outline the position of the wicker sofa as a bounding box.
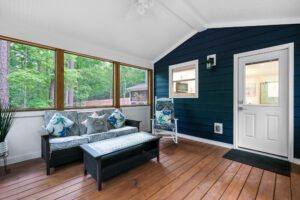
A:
[41,109,141,175]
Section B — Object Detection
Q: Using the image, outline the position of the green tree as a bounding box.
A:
[0,40,147,109]
[7,42,55,108]
[120,65,146,98]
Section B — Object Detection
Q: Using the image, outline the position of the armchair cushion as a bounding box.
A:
[156,99,174,112]
[154,123,175,130]
[155,110,172,125]
[49,135,89,152]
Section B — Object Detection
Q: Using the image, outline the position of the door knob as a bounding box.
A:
[238,107,245,111]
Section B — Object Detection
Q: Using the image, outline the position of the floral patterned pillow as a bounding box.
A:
[46,113,74,137]
[107,109,125,128]
[156,110,172,125]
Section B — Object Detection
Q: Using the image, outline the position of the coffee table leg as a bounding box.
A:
[97,159,102,191]
[157,140,160,163]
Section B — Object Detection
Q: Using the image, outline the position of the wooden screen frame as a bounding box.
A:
[0,35,153,111]
[62,51,115,110]
[119,64,152,107]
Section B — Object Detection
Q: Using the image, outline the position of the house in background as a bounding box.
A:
[127,83,149,105]
[0,0,300,199]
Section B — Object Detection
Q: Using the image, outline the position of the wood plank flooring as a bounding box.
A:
[0,138,299,200]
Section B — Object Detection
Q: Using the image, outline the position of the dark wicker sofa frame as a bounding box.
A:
[41,119,141,175]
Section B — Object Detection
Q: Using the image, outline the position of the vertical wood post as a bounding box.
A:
[55,49,64,110]
[114,62,120,108]
[148,69,153,118]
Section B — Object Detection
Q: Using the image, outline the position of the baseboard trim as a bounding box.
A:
[178,133,233,149]
[3,135,298,166]
[177,133,300,165]
[293,158,300,165]
[0,151,41,166]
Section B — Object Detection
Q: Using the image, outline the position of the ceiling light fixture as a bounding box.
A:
[135,0,154,15]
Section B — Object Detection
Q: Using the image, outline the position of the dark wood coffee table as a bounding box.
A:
[80,132,161,190]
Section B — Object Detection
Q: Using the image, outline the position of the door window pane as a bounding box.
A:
[0,40,55,109]
[120,65,148,105]
[64,53,114,107]
[245,60,279,105]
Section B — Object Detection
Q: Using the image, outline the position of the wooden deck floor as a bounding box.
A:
[0,138,300,200]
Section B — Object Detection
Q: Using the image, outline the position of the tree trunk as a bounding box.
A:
[123,79,127,98]
[64,85,69,106]
[0,40,9,106]
[23,85,27,108]
[49,79,55,106]
[68,59,74,106]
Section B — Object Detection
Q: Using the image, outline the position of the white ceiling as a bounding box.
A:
[0,0,299,67]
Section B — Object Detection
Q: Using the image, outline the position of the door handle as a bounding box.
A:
[238,107,245,111]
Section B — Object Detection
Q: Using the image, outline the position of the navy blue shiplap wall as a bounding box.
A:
[154,24,300,158]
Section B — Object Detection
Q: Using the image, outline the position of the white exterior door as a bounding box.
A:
[237,49,289,157]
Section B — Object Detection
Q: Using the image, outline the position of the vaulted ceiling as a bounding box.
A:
[0,0,299,67]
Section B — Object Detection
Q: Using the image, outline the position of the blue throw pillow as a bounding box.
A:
[107,109,125,128]
[46,113,74,137]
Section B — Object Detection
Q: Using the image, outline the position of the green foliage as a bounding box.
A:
[7,42,55,109]
[4,42,147,109]
[120,65,146,98]
[64,53,114,106]
[0,103,15,142]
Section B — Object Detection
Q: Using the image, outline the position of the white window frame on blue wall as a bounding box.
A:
[169,59,199,98]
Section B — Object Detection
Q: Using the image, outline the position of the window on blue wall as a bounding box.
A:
[169,60,198,98]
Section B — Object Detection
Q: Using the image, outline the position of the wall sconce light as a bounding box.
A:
[206,54,216,70]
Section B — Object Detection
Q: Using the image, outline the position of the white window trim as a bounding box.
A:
[169,60,199,98]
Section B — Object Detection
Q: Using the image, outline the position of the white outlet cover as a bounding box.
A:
[214,123,223,134]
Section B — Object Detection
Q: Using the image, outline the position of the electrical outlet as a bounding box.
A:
[214,123,223,134]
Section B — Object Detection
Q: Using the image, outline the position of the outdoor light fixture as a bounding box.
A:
[135,0,154,15]
[206,54,216,70]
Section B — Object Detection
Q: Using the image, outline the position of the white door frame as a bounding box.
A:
[233,43,294,162]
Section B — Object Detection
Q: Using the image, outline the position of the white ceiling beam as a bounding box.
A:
[157,0,208,31]
[208,17,300,28]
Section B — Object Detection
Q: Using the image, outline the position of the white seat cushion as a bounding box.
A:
[50,136,89,152]
[88,132,157,156]
[86,126,138,143]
